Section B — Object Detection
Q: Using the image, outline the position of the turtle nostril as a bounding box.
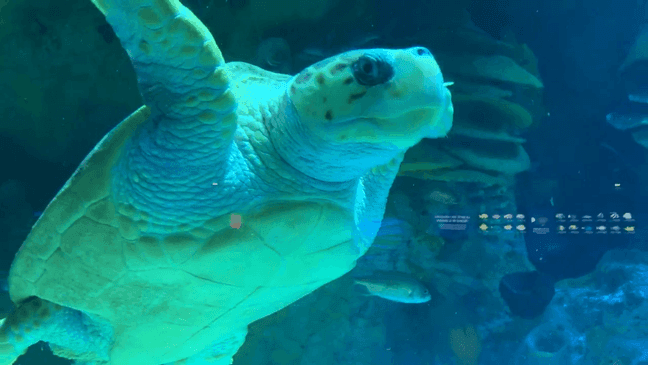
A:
[416,47,430,56]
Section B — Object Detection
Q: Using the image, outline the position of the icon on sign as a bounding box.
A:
[623,213,632,220]
[504,225,513,230]
[504,214,513,220]
[597,213,605,219]
[568,214,578,220]
[516,214,525,220]
[582,215,592,220]
[516,225,526,231]
[479,223,488,231]
[611,226,621,231]
[558,225,566,231]
[625,226,635,232]
[538,217,549,225]
[492,214,501,220]
[596,226,606,231]
[556,213,565,219]
[569,225,578,230]
[531,217,536,223]
[479,214,488,219]
[610,212,620,219]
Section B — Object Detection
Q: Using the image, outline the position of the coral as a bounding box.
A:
[449,325,482,365]
[424,26,518,59]
[452,95,534,130]
[450,125,525,143]
[438,54,544,89]
[399,168,513,187]
[452,81,514,100]
[399,140,464,173]
[514,319,587,364]
[619,24,648,72]
[398,27,541,189]
[440,137,531,175]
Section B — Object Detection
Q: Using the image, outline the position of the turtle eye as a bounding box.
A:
[352,55,393,86]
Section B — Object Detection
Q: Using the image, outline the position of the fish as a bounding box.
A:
[605,112,648,149]
[357,217,413,250]
[373,217,413,246]
[360,217,414,267]
[629,93,648,104]
[353,271,431,304]
[427,190,458,205]
[605,112,648,131]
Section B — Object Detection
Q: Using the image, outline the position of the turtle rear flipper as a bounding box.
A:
[0,297,112,365]
[91,0,238,152]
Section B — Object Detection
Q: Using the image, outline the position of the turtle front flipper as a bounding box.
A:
[91,0,237,152]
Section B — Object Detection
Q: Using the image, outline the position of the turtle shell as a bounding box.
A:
[8,106,360,363]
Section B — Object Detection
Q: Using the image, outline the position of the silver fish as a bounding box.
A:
[354,271,431,304]
[629,93,648,104]
[606,112,648,131]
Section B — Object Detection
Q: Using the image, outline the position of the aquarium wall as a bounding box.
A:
[0,0,647,364]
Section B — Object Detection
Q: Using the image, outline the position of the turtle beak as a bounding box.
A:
[423,85,453,139]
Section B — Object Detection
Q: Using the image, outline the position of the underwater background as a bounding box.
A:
[1,0,648,364]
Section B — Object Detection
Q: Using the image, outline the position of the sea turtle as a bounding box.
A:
[0,0,453,363]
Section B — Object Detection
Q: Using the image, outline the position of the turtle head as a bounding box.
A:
[287,47,453,150]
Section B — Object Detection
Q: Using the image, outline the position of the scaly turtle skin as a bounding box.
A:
[0,0,453,364]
